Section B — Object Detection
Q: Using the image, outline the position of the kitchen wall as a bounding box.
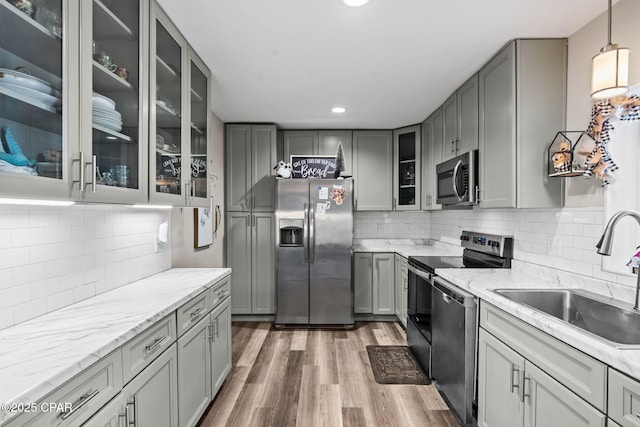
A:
[354,211,430,239]
[430,207,635,288]
[0,204,171,331]
[171,112,225,267]
[564,0,640,207]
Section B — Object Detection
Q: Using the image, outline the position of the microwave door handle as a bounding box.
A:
[452,160,464,201]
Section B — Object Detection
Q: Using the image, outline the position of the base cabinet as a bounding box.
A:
[88,344,180,427]
[210,299,232,396]
[394,255,408,327]
[478,329,605,427]
[354,253,373,313]
[177,316,212,427]
[372,254,395,315]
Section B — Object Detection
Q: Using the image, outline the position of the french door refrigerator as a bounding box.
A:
[275,178,354,326]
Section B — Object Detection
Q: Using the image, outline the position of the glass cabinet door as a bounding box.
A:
[79,0,148,203]
[393,125,421,211]
[0,0,75,199]
[188,51,210,207]
[150,3,185,205]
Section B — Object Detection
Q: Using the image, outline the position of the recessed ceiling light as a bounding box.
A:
[343,0,369,6]
[332,107,347,113]
[106,136,117,140]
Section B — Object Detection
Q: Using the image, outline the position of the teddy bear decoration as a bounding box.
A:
[274,160,293,179]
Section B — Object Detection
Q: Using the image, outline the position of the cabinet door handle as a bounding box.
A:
[521,371,531,403]
[450,140,455,154]
[59,389,100,420]
[635,412,640,419]
[90,155,97,193]
[510,364,520,394]
[354,198,358,210]
[207,320,214,341]
[214,318,219,338]
[393,198,397,210]
[77,152,85,192]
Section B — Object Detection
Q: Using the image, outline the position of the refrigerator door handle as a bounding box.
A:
[309,203,315,264]
[303,203,309,264]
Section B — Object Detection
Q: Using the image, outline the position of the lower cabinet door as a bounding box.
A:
[372,253,395,315]
[227,212,252,314]
[477,328,524,427]
[524,361,606,427]
[178,316,212,427]
[252,213,276,314]
[211,298,232,396]
[353,253,373,313]
[124,343,179,427]
[394,255,402,319]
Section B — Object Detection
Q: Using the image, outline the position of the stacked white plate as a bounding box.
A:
[0,68,61,109]
[92,93,122,132]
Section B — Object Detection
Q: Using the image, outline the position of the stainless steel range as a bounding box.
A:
[407,231,513,426]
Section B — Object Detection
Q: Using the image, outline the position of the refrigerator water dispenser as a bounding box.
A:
[279,220,303,246]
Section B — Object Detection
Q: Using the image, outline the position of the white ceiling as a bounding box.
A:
[156,0,610,130]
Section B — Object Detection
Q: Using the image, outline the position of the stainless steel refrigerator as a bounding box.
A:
[275,178,354,326]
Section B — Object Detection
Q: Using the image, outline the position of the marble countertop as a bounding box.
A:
[353,239,464,258]
[435,263,640,381]
[0,268,231,423]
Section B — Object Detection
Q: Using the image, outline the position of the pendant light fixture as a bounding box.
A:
[591,0,631,99]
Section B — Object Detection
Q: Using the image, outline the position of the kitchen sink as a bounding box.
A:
[494,288,640,348]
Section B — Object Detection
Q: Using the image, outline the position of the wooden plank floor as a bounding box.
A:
[198,321,459,427]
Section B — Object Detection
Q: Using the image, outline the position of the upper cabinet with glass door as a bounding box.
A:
[393,125,421,211]
[0,0,78,199]
[150,2,211,207]
[78,0,149,203]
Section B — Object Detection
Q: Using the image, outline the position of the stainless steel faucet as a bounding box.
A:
[596,210,640,310]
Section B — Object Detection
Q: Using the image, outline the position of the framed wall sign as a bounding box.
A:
[194,207,213,248]
[290,155,337,179]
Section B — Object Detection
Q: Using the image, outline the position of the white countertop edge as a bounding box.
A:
[434,267,640,381]
[0,268,231,417]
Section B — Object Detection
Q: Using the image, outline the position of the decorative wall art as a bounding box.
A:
[194,207,213,248]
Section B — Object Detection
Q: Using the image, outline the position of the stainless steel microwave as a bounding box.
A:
[436,150,478,206]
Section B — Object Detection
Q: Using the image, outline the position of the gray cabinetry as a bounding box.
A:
[372,253,395,315]
[353,131,393,211]
[393,125,421,211]
[478,39,565,208]
[226,211,275,315]
[478,302,607,427]
[123,343,179,427]
[177,316,211,427]
[421,108,443,211]
[282,130,353,177]
[354,253,373,313]
[394,254,408,327]
[226,124,277,212]
[442,74,479,162]
[210,297,232,395]
[150,3,212,207]
[355,252,399,317]
[608,369,640,427]
[478,329,605,427]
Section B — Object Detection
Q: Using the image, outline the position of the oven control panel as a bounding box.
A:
[459,231,513,258]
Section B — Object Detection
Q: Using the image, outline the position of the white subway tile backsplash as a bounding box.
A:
[0,205,171,330]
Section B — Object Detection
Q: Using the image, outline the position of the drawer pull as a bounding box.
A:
[190,307,205,322]
[145,335,168,355]
[59,389,99,420]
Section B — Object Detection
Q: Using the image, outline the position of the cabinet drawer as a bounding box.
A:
[177,290,211,337]
[6,349,123,427]
[121,313,177,384]
[209,277,231,310]
[480,301,607,411]
[609,368,640,427]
